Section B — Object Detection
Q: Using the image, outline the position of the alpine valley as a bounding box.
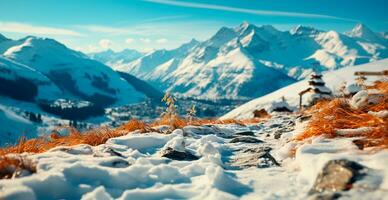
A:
[0,22,387,145]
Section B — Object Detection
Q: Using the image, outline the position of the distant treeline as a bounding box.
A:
[0,77,38,102]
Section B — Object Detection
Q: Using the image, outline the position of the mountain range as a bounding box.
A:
[0,35,160,107]
[96,22,387,100]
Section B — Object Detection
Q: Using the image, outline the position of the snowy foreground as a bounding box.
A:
[1,114,388,200]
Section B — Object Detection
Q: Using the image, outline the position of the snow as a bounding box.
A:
[346,83,362,95]
[1,113,387,199]
[335,127,373,136]
[89,49,143,66]
[350,90,369,109]
[265,99,292,112]
[350,89,385,110]
[368,110,388,119]
[222,59,388,119]
[0,105,38,145]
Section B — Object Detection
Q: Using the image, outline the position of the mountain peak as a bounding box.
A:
[235,21,256,33]
[0,33,10,42]
[189,38,199,43]
[238,21,251,29]
[346,23,378,40]
[290,25,319,35]
[208,26,237,47]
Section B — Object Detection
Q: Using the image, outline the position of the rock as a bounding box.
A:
[50,144,94,155]
[160,147,198,161]
[242,146,272,153]
[230,136,264,143]
[183,125,222,136]
[274,132,282,139]
[310,159,365,194]
[235,131,255,136]
[100,158,130,168]
[308,193,341,200]
[297,114,312,122]
[269,123,281,129]
[104,148,125,157]
[253,109,269,118]
[230,147,280,168]
[153,125,172,134]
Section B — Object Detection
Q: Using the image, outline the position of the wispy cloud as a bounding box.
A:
[144,0,355,21]
[79,20,220,39]
[0,21,82,36]
[156,38,168,44]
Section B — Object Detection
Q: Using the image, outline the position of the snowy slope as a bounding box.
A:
[117,39,200,81]
[89,49,143,68]
[1,36,147,106]
[222,59,388,119]
[0,105,38,145]
[0,56,62,101]
[116,22,387,99]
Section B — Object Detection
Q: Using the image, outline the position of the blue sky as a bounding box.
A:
[0,0,387,53]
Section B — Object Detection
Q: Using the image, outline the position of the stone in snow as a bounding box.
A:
[230,136,264,143]
[309,159,365,194]
[230,147,280,168]
[160,147,199,161]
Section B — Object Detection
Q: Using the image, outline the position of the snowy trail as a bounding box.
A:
[1,114,387,200]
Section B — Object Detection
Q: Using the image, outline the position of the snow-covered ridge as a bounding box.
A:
[111,22,387,99]
[0,35,162,105]
[222,58,388,119]
[89,49,143,67]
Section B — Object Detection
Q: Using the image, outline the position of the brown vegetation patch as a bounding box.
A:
[0,156,36,179]
[297,81,388,149]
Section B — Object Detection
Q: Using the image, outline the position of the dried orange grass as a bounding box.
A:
[150,115,265,129]
[297,81,388,149]
[0,119,152,178]
[0,119,150,156]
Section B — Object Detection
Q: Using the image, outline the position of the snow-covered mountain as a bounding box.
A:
[0,35,158,106]
[112,22,387,99]
[0,56,62,101]
[0,105,38,145]
[89,49,143,68]
[222,58,388,119]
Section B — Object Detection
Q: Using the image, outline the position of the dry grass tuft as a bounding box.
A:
[0,156,36,179]
[297,81,388,149]
[150,115,266,129]
[117,119,153,133]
